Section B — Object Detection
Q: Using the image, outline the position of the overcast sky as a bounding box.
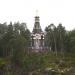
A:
[0,0,75,31]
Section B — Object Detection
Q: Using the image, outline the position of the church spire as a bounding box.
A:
[32,12,42,34]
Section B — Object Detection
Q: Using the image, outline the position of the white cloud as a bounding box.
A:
[0,0,75,31]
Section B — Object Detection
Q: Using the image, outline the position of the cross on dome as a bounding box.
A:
[36,10,39,16]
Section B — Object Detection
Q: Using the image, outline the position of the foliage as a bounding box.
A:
[45,23,75,53]
[0,21,75,75]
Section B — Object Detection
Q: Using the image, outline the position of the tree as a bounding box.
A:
[57,23,66,52]
[45,24,57,54]
[65,29,75,52]
[0,23,8,57]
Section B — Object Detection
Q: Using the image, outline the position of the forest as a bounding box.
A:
[0,22,75,75]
